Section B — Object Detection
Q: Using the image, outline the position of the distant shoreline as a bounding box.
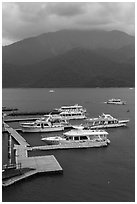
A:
[2,86,135,89]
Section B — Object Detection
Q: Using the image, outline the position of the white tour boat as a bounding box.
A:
[49,109,86,120]
[49,90,55,93]
[41,129,110,147]
[56,104,86,113]
[105,99,126,105]
[59,110,86,120]
[86,113,129,129]
[20,116,65,133]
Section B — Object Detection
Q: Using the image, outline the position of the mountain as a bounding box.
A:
[94,43,135,64]
[2,48,135,88]
[2,29,135,65]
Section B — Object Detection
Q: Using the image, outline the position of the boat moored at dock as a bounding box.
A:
[41,129,110,147]
[45,114,72,128]
[55,104,86,113]
[49,109,86,120]
[86,113,129,129]
[20,116,65,133]
[59,110,86,120]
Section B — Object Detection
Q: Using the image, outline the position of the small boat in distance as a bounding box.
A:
[105,99,126,105]
[49,90,55,93]
[41,129,110,147]
[86,113,129,129]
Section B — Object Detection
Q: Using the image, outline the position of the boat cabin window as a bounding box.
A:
[30,123,35,126]
[41,123,44,128]
[80,136,88,140]
[94,121,99,125]
[89,135,97,140]
[74,136,79,140]
[43,123,49,127]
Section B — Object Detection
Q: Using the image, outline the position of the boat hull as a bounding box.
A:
[21,126,64,133]
[60,115,86,120]
[106,102,126,105]
[89,123,127,129]
[119,120,129,124]
[41,139,110,148]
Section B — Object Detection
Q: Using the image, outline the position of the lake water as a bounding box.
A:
[2,88,135,202]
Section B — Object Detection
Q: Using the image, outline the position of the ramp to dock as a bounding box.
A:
[3,154,63,187]
[4,122,29,147]
[2,169,38,187]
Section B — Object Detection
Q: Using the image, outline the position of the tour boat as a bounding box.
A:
[85,113,129,129]
[105,99,126,105]
[49,109,86,120]
[41,129,110,147]
[55,104,86,113]
[20,116,64,132]
[49,90,55,93]
[59,110,86,120]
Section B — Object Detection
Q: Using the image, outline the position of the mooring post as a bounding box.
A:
[8,133,12,165]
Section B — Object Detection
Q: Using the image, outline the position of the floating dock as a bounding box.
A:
[3,154,63,187]
[4,117,39,123]
[2,144,63,187]
[6,111,51,116]
[2,123,63,187]
[30,141,108,151]
[14,144,62,172]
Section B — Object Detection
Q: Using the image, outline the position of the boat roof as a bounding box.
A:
[64,129,108,136]
[88,117,117,122]
[49,110,61,114]
[60,111,84,114]
[60,104,83,109]
[109,99,122,101]
[87,113,117,122]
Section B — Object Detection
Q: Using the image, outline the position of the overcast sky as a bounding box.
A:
[2,2,135,45]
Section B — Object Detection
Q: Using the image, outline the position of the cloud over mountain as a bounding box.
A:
[2,2,135,45]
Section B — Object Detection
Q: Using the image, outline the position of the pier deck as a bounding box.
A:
[2,155,63,187]
[18,155,63,173]
[2,137,63,187]
[14,145,62,173]
[3,122,29,147]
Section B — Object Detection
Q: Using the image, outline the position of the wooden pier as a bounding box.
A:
[3,122,29,147]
